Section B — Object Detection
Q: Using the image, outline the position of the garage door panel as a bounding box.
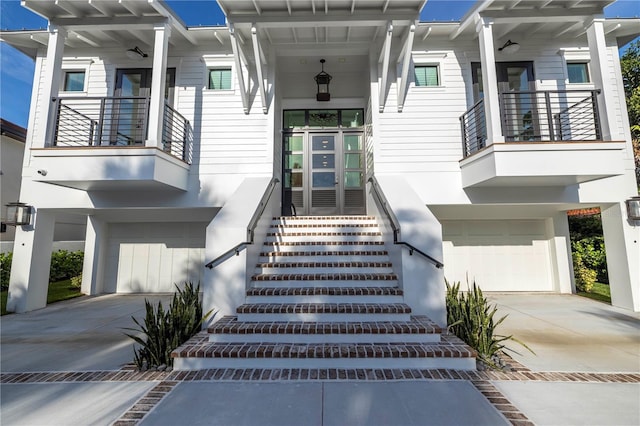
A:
[442,220,553,292]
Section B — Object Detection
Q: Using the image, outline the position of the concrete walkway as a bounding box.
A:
[1,293,639,425]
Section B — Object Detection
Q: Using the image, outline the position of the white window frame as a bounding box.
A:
[410,52,448,90]
[558,48,593,86]
[203,55,236,93]
[59,58,93,95]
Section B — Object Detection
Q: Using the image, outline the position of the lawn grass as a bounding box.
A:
[1,280,82,315]
[578,282,611,304]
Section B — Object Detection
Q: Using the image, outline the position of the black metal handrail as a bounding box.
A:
[460,89,602,157]
[52,96,192,164]
[368,176,444,269]
[460,99,486,158]
[163,103,193,164]
[205,177,280,269]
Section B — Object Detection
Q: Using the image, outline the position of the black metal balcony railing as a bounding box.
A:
[460,89,602,157]
[459,99,487,158]
[52,96,192,164]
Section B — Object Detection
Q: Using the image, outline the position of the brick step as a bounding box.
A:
[172,337,477,370]
[255,262,393,275]
[273,216,376,223]
[206,315,442,343]
[259,251,389,263]
[237,302,411,322]
[265,232,382,243]
[252,273,398,282]
[263,241,385,252]
[270,223,378,230]
[246,286,402,296]
[246,286,403,304]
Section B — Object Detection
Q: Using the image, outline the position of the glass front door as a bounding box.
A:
[283,131,365,216]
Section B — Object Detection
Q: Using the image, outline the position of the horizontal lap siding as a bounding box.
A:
[178,56,271,175]
[376,48,467,174]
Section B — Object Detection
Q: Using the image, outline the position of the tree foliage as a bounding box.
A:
[620,40,640,187]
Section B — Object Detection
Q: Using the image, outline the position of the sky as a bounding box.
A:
[0,0,639,127]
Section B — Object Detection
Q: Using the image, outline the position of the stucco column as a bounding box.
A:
[6,210,55,313]
[146,22,170,149]
[81,215,108,295]
[546,213,575,293]
[38,25,67,148]
[476,17,504,144]
[586,17,620,141]
[600,202,639,312]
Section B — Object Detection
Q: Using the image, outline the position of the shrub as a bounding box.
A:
[49,250,84,282]
[572,237,607,284]
[125,282,212,370]
[573,252,596,293]
[70,274,83,289]
[445,278,533,369]
[0,252,12,290]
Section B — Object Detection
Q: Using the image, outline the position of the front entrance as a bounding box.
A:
[283,129,365,216]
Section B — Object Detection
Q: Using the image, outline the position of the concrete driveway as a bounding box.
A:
[1,292,638,425]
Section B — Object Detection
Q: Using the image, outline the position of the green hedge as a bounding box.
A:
[0,250,84,290]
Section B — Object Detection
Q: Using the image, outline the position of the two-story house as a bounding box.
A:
[2,0,638,369]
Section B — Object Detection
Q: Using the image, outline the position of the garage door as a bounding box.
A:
[442,220,553,292]
[104,222,206,293]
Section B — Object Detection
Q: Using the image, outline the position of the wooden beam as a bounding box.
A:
[397,23,416,113]
[88,0,112,17]
[252,0,262,15]
[118,0,140,17]
[251,25,268,114]
[70,30,100,47]
[229,24,249,114]
[378,21,392,113]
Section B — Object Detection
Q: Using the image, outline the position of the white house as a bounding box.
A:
[1,0,638,369]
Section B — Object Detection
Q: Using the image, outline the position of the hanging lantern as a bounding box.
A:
[315,59,332,102]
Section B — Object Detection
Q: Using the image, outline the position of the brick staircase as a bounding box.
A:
[172,216,476,370]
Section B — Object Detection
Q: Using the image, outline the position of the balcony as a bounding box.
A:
[31,96,193,191]
[459,89,626,188]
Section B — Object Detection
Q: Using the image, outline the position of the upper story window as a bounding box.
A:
[567,62,590,83]
[63,70,86,92]
[208,68,232,90]
[414,65,439,87]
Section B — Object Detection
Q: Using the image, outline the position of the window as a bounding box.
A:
[63,71,85,92]
[208,68,232,90]
[414,65,439,87]
[567,62,589,83]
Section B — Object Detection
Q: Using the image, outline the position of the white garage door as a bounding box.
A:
[104,222,206,293]
[442,220,553,292]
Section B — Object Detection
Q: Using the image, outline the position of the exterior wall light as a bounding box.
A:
[126,46,148,61]
[498,40,520,54]
[315,59,332,102]
[5,202,33,226]
[626,196,640,221]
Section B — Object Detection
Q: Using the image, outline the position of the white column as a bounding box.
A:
[6,210,55,313]
[38,25,67,147]
[146,22,170,148]
[476,17,504,143]
[81,215,108,295]
[586,17,620,141]
[601,202,639,312]
[546,213,575,293]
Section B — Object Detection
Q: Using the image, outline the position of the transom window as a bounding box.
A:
[208,68,232,90]
[63,71,86,92]
[414,65,439,87]
[567,62,590,83]
[283,109,364,129]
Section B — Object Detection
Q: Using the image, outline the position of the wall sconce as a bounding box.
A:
[5,202,33,226]
[315,59,332,102]
[126,46,148,61]
[626,196,640,221]
[498,40,520,54]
